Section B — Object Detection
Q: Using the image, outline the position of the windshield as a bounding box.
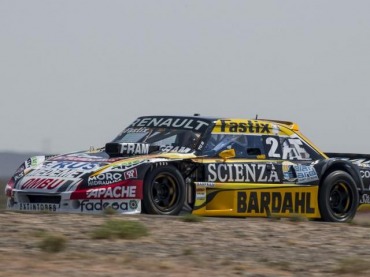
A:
[112,127,202,153]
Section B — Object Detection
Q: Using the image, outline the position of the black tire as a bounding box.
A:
[142,166,185,215]
[318,170,359,222]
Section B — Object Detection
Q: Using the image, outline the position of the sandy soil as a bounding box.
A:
[0,212,370,277]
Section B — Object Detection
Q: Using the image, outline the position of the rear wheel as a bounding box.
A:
[318,171,359,222]
[142,166,185,215]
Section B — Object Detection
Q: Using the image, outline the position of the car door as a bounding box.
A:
[201,133,284,185]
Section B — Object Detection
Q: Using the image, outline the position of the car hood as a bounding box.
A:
[12,148,197,193]
[48,148,198,164]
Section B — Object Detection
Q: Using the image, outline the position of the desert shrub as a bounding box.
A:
[38,233,67,253]
[91,219,148,240]
[333,257,369,274]
[182,247,194,256]
[349,219,370,228]
[0,180,7,210]
[0,196,6,210]
[180,214,204,223]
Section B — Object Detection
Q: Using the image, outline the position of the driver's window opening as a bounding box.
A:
[203,134,265,158]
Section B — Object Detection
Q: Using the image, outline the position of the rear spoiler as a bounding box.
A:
[325,152,370,162]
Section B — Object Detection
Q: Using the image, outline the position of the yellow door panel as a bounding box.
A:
[193,185,320,218]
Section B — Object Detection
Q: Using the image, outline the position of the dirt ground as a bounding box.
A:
[0,212,370,277]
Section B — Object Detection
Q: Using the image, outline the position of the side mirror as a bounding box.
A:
[219,149,236,160]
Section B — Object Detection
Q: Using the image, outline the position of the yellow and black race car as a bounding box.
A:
[5,115,370,222]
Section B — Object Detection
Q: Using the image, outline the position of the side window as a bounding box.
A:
[246,135,265,157]
[203,134,265,158]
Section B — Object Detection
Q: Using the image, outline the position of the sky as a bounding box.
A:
[1,0,370,154]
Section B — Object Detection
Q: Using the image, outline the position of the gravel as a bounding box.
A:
[0,211,370,276]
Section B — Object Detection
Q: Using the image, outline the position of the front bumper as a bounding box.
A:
[6,190,142,214]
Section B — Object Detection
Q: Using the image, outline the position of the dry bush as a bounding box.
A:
[180,214,204,223]
[38,232,67,253]
[91,219,148,240]
[0,180,7,210]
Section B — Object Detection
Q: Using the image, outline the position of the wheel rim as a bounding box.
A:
[151,173,179,212]
[329,182,352,219]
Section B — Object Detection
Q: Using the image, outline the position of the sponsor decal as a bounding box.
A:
[28,168,85,178]
[196,182,215,188]
[159,145,192,153]
[21,178,65,190]
[237,191,315,214]
[86,185,137,199]
[197,141,205,151]
[50,154,118,163]
[88,172,123,186]
[129,200,138,209]
[153,161,168,167]
[71,180,143,200]
[282,162,296,182]
[124,168,138,180]
[360,170,370,179]
[219,120,270,134]
[18,203,59,212]
[123,127,149,134]
[79,199,136,212]
[130,117,210,132]
[13,171,25,182]
[206,163,281,183]
[119,143,149,155]
[282,138,311,160]
[196,187,206,200]
[293,165,318,183]
[282,162,318,183]
[361,194,370,204]
[43,161,100,171]
[27,156,44,168]
[350,159,370,167]
[111,159,146,171]
[360,194,370,204]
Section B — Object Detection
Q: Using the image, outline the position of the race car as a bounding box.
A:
[5,115,370,222]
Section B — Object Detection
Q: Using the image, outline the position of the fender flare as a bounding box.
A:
[318,159,365,192]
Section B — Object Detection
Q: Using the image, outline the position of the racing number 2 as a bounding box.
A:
[264,136,282,159]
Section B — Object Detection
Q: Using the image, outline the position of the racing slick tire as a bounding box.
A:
[142,166,186,215]
[318,170,359,222]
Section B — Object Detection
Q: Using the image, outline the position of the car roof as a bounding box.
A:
[142,115,300,131]
[212,117,300,131]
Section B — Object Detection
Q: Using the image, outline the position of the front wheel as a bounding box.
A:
[318,171,359,222]
[142,166,185,215]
